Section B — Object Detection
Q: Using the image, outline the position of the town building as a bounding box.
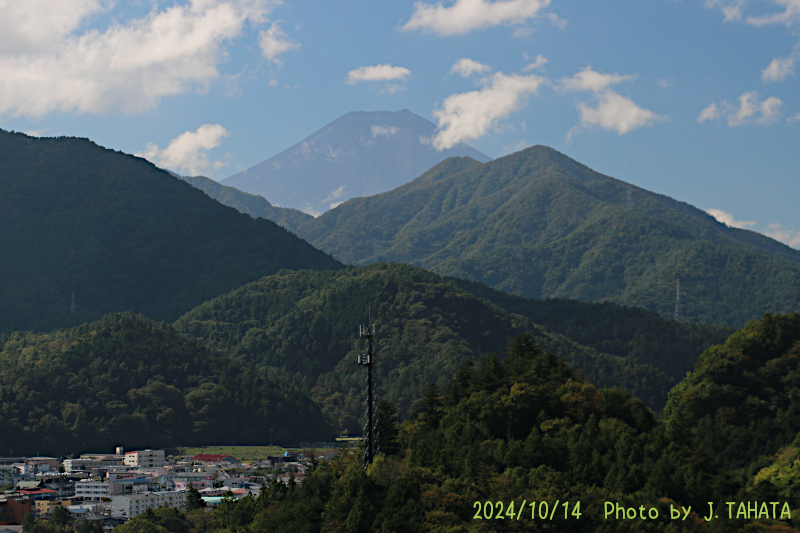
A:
[74,480,109,501]
[35,499,71,517]
[123,450,165,468]
[0,497,31,526]
[110,491,186,519]
[63,454,123,473]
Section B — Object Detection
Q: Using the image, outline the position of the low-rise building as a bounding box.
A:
[108,478,155,496]
[159,473,213,491]
[35,499,71,516]
[26,458,60,472]
[110,491,186,519]
[173,480,208,490]
[0,497,31,525]
[63,455,123,473]
[123,450,165,468]
[74,480,108,501]
[0,467,12,486]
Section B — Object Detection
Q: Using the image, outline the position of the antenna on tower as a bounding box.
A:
[357,313,377,468]
[674,278,682,321]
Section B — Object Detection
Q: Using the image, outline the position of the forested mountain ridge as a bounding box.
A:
[0,129,341,333]
[0,312,333,456]
[174,263,730,430]
[284,145,800,327]
[450,277,734,382]
[177,144,800,328]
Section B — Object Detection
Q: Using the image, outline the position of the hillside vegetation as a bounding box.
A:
[110,328,800,532]
[0,313,333,455]
[283,146,800,327]
[0,130,341,333]
[175,263,730,429]
[664,311,800,470]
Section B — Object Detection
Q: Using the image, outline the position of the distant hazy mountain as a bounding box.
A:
[222,109,491,214]
[291,146,800,327]
[181,174,312,230]
[0,129,341,333]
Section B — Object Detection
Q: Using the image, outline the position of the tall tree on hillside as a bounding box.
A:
[375,399,400,456]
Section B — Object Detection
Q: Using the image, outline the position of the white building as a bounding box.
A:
[64,455,123,473]
[123,450,165,468]
[111,491,186,518]
[74,480,109,500]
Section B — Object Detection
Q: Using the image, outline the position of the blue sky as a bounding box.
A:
[1,0,798,247]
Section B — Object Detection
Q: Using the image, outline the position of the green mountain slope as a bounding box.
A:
[0,313,333,456]
[0,130,341,333]
[291,146,800,327]
[174,263,728,430]
[180,174,312,230]
[663,311,800,470]
[170,336,771,533]
[451,278,733,382]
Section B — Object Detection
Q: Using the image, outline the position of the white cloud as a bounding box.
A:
[698,102,721,122]
[657,78,675,88]
[371,125,399,138]
[402,0,552,35]
[450,58,492,77]
[708,0,800,26]
[728,91,782,125]
[0,0,278,118]
[522,54,548,71]
[380,84,406,94]
[0,0,107,54]
[762,53,796,82]
[558,66,664,139]
[297,141,313,157]
[431,71,545,150]
[746,0,800,26]
[576,91,667,135]
[559,66,637,93]
[139,124,229,176]
[259,20,299,64]
[512,27,536,38]
[699,92,783,125]
[301,202,321,217]
[764,223,800,248]
[706,208,756,229]
[705,0,745,22]
[322,145,342,161]
[322,185,346,204]
[347,64,411,84]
